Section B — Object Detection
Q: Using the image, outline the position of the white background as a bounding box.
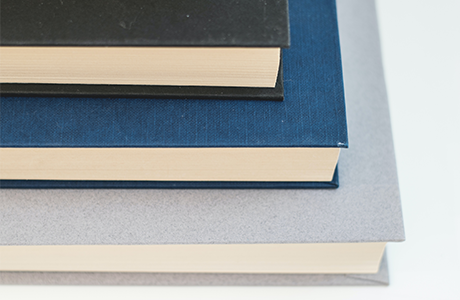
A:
[1,0,459,298]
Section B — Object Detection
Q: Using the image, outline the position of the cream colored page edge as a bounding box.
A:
[0,148,340,181]
[0,243,386,274]
[0,47,280,87]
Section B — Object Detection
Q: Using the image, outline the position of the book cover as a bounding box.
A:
[0,0,290,47]
[0,0,404,285]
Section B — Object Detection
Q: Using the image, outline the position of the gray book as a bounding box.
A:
[0,0,404,286]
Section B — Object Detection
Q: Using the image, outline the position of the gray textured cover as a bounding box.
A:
[0,0,404,285]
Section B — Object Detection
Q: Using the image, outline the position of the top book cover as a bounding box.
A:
[0,0,290,47]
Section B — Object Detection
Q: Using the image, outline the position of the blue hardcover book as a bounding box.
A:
[0,0,347,189]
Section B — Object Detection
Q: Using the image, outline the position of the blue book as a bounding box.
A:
[0,0,347,189]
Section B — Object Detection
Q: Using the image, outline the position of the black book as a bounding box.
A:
[0,0,290,99]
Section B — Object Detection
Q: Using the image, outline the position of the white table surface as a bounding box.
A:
[2,0,459,299]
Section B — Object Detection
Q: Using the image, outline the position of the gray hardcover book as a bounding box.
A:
[0,0,404,286]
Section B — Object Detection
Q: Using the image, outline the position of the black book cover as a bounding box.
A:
[1,0,290,47]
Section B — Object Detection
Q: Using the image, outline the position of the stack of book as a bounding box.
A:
[0,0,404,286]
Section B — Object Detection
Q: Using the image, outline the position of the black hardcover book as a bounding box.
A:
[0,0,289,97]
